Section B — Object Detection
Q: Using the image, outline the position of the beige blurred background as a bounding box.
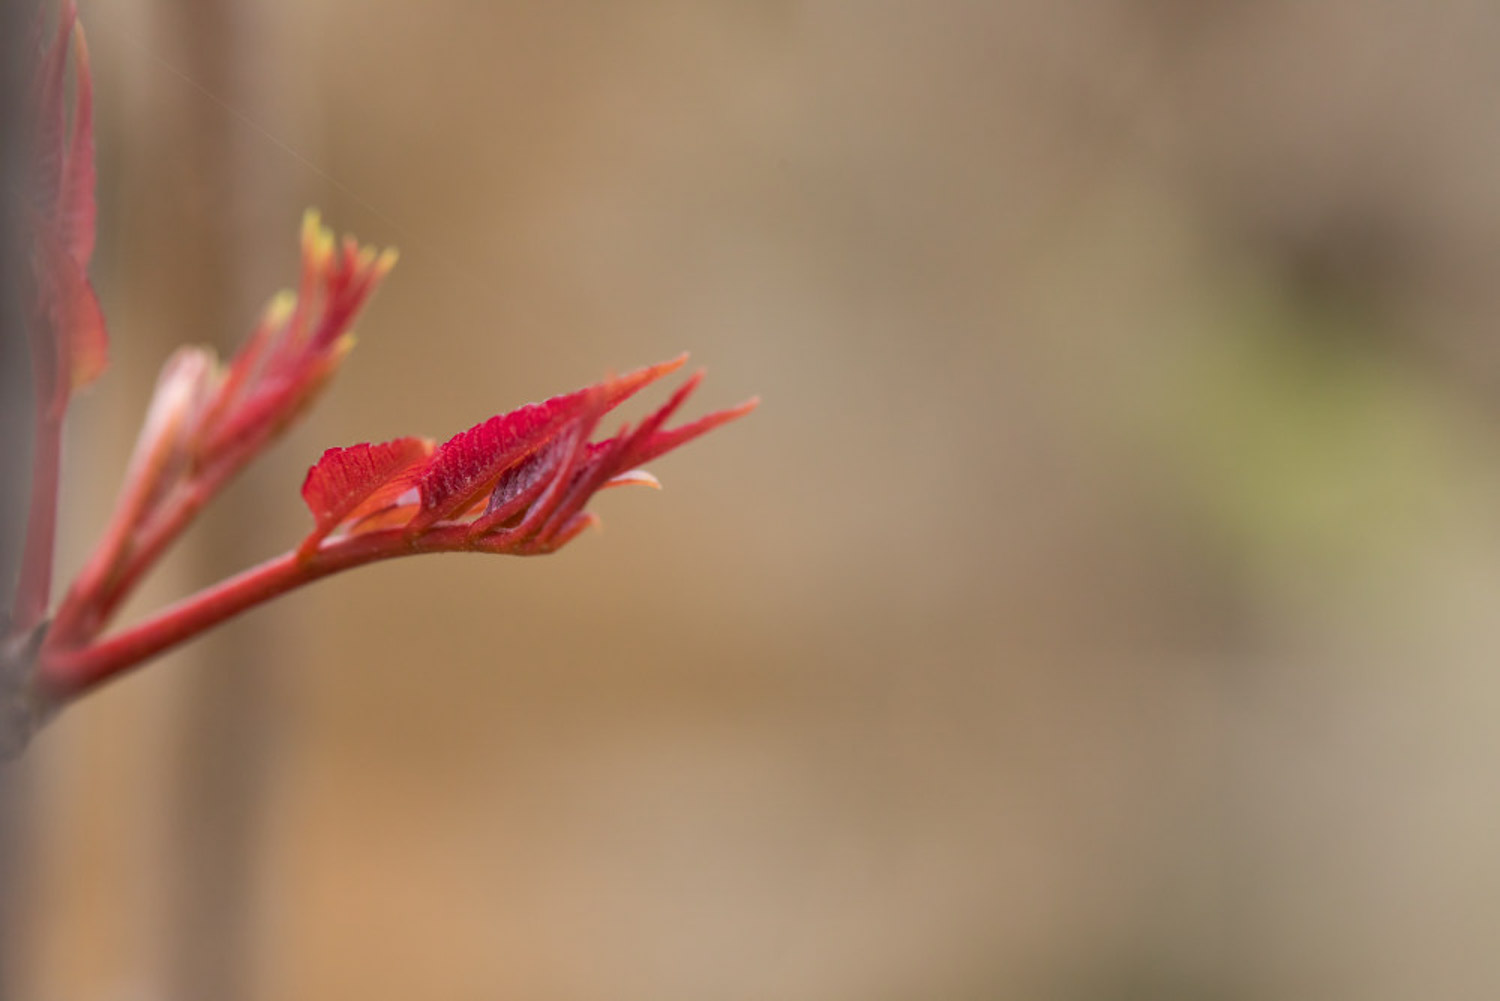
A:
[14,0,1500,998]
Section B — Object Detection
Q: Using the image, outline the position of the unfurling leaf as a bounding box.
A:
[408,355,687,532]
[295,355,756,559]
[299,437,434,557]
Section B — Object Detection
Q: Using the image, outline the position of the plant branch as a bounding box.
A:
[51,462,232,646]
[37,524,481,700]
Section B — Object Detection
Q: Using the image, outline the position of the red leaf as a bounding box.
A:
[29,3,75,213]
[299,436,433,557]
[56,252,106,392]
[530,379,758,549]
[621,395,761,471]
[407,355,687,533]
[198,213,396,472]
[59,23,97,265]
[24,3,106,399]
[31,218,107,401]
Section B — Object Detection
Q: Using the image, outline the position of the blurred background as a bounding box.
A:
[12,0,1500,998]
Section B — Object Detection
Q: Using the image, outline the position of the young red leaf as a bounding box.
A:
[475,406,602,546]
[618,395,762,471]
[31,218,107,395]
[24,0,106,400]
[58,23,96,266]
[407,355,687,533]
[465,435,570,537]
[299,437,434,557]
[527,376,758,551]
[28,3,73,212]
[24,222,74,412]
[197,213,396,471]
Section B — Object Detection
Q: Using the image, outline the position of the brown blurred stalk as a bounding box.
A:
[0,3,32,997]
[146,2,294,998]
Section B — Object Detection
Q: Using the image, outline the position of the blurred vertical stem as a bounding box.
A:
[0,3,33,997]
[146,2,294,998]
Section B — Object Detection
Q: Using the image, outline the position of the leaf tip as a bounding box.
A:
[300,208,334,264]
[265,289,297,325]
[606,469,662,491]
[375,246,399,277]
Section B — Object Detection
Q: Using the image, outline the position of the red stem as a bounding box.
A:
[53,474,218,644]
[36,524,477,700]
[12,411,64,636]
[51,434,276,646]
